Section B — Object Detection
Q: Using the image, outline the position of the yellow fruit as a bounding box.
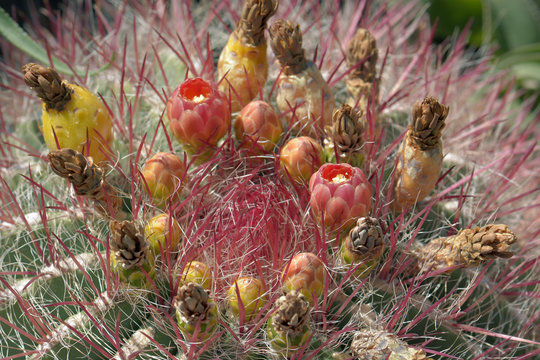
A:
[391,97,448,212]
[218,37,269,112]
[217,0,277,112]
[41,84,113,164]
[275,63,335,138]
[22,63,113,164]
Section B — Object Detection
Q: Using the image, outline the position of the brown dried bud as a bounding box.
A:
[416,224,517,272]
[348,217,384,255]
[346,28,378,83]
[409,97,449,151]
[48,149,120,216]
[175,283,214,325]
[236,0,278,46]
[22,63,72,111]
[272,290,311,337]
[269,19,308,75]
[110,220,148,269]
[48,148,103,194]
[326,104,364,158]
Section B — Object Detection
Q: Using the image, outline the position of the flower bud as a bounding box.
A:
[280,136,324,184]
[180,261,213,290]
[234,100,283,153]
[167,78,231,159]
[282,252,326,305]
[227,276,266,322]
[140,152,187,209]
[144,214,182,259]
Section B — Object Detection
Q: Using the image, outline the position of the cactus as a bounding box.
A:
[1,1,539,360]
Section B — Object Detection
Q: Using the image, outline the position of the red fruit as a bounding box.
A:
[167,78,231,156]
[309,163,372,232]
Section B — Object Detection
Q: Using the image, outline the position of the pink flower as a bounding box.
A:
[309,163,372,232]
[167,78,231,154]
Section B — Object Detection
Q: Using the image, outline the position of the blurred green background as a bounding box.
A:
[424,0,540,111]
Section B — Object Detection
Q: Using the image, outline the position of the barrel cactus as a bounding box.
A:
[0,1,538,359]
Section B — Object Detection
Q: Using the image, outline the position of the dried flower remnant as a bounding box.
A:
[351,328,433,360]
[325,104,365,167]
[309,163,372,233]
[22,63,113,164]
[391,97,449,212]
[269,19,335,138]
[110,220,155,289]
[267,291,312,357]
[217,0,278,111]
[140,152,187,209]
[340,217,384,278]
[412,224,517,273]
[345,28,380,138]
[48,148,120,216]
[175,282,218,342]
[167,77,231,161]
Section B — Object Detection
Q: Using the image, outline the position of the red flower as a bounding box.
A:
[167,78,231,155]
[309,163,372,232]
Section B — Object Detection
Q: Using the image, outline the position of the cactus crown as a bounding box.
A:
[22,63,73,111]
